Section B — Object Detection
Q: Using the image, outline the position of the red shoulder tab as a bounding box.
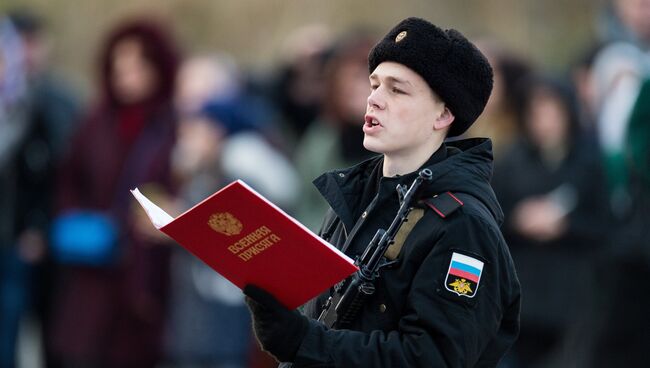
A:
[423,192,464,218]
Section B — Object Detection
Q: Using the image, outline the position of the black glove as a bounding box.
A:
[244,284,310,362]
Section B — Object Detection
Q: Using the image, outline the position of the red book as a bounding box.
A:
[131,180,358,309]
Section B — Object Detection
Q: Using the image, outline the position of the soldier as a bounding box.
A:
[245,17,521,367]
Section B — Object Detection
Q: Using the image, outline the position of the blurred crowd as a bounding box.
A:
[0,0,649,367]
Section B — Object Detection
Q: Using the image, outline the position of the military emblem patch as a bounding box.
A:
[395,30,407,42]
[444,252,484,298]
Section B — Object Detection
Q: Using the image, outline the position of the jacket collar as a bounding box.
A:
[313,138,503,230]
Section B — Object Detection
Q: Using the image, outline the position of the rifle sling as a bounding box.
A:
[383,208,425,260]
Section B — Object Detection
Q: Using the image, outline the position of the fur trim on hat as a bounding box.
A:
[368,17,493,137]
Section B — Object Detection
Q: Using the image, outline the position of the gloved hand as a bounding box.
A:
[244,284,310,362]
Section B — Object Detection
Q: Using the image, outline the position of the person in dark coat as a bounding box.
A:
[1,9,81,367]
[492,75,609,367]
[243,17,521,367]
[47,18,179,368]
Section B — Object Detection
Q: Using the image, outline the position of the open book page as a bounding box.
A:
[130,188,174,229]
[237,180,355,265]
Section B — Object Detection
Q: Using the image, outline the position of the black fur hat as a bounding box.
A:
[368,17,493,137]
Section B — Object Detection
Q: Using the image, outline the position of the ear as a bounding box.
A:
[433,106,455,131]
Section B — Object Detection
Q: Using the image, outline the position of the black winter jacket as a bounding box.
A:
[284,138,520,368]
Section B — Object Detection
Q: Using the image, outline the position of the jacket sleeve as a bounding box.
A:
[291,212,520,368]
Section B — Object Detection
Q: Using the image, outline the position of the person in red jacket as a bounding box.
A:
[48,18,179,368]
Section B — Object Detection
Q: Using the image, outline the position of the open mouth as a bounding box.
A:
[364,115,381,127]
[363,115,383,135]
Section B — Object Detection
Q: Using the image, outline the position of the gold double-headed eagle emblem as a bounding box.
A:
[449,278,473,296]
[208,212,243,236]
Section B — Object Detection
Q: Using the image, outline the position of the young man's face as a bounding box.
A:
[363,62,447,157]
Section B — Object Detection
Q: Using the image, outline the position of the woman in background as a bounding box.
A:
[48,18,179,368]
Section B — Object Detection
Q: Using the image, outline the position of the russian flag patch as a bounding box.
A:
[444,252,484,298]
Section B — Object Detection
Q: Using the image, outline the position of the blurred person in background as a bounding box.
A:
[587,1,650,359]
[164,54,299,368]
[465,39,533,160]
[293,32,376,231]
[5,9,81,367]
[266,24,332,152]
[492,75,609,368]
[0,15,31,368]
[592,0,650,215]
[589,74,650,368]
[46,17,179,368]
[590,40,649,219]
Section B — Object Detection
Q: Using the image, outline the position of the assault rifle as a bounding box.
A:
[317,168,433,329]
